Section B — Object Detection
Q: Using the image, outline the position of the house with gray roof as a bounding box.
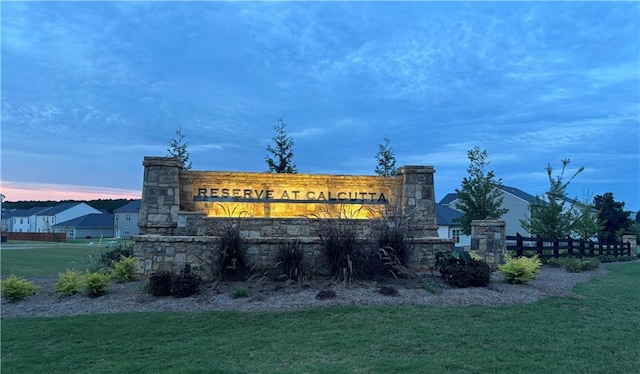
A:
[114,199,141,238]
[3,207,49,232]
[33,202,102,233]
[435,204,469,248]
[439,185,543,237]
[53,214,114,239]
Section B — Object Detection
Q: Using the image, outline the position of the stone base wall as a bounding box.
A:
[134,234,455,280]
[176,212,374,238]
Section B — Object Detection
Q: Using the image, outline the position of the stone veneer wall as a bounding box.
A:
[470,220,506,270]
[135,157,455,277]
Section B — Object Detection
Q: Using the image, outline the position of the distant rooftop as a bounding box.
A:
[53,213,114,228]
[114,199,141,213]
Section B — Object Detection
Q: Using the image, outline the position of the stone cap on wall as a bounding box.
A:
[397,166,435,174]
[143,156,183,168]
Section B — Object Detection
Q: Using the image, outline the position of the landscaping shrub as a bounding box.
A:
[55,269,83,297]
[443,260,491,288]
[83,270,111,297]
[434,248,491,288]
[315,290,337,300]
[1,274,38,301]
[148,271,174,297]
[598,255,616,263]
[562,257,600,273]
[379,286,399,296]
[230,287,250,299]
[172,273,200,297]
[498,255,542,284]
[112,256,139,283]
[147,265,200,298]
[86,241,134,272]
[617,255,633,262]
[275,240,304,281]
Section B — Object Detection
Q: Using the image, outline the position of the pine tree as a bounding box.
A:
[374,136,396,176]
[265,116,297,173]
[455,147,508,235]
[520,159,584,238]
[167,125,192,170]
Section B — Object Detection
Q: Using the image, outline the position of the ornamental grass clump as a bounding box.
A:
[498,255,542,284]
[1,274,38,301]
[55,269,83,298]
[275,240,304,281]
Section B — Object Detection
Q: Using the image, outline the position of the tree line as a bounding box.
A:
[455,148,638,243]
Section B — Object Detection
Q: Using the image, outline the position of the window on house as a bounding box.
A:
[27,218,30,224]
[20,218,23,224]
[124,227,130,235]
[452,229,461,243]
[68,229,74,237]
[126,214,131,221]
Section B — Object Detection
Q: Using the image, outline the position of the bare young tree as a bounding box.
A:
[520,159,584,238]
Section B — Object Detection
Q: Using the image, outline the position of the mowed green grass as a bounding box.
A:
[1,263,638,373]
[1,242,104,277]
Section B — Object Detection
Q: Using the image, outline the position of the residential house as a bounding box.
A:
[439,185,543,238]
[435,204,470,248]
[4,207,49,232]
[53,214,114,239]
[33,202,102,233]
[114,199,141,238]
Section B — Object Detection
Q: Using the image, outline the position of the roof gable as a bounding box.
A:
[114,199,142,213]
[436,204,463,226]
[37,202,84,216]
[53,213,114,228]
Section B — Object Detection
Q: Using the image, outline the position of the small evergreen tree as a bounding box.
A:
[594,192,632,242]
[572,193,605,240]
[167,125,192,170]
[374,136,397,176]
[265,116,297,173]
[455,147,508,235]
[520,159,584,238]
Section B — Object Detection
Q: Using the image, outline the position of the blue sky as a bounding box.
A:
[1,1,639,211]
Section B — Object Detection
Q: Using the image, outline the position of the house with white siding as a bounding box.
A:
[114,199,141,238]
[439,185,543,238]
[435,203,470,249]
[4,207,49,232]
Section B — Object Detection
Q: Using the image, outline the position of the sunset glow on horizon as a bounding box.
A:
[0,181,141,202]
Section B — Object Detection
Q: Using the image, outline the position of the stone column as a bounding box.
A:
[138,157,182,235]
[395,166,438,238]
[621,235,637,257]
[471,220,506,269]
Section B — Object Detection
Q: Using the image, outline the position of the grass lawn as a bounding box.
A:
[1,262,638,373]
[1,244,104,277]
